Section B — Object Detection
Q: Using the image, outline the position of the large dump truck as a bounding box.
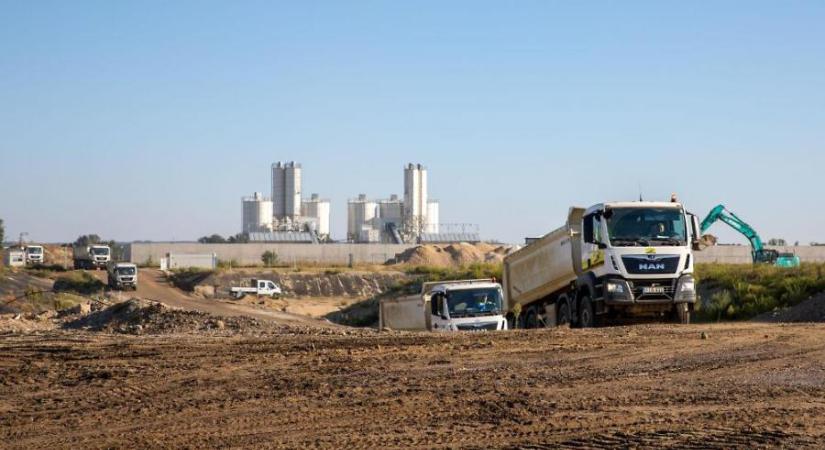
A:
[503,201,701,328]
[106,262,138,290]
[73,244,111,270]
[379,279,508,332]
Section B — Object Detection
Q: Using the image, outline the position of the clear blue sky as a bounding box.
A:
[1,1,824,244]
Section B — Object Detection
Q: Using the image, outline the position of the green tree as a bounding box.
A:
[261,250,278,267]
[74,234,102,247]
[228,233,250,243]
[767,238,787,246]
[0,218,4,245]
[198,234,226,244]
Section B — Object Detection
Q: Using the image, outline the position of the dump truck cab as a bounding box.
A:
[24,245,45,265]
[107,262,138,290]
[578,201,698,324]
[427,280,508,332]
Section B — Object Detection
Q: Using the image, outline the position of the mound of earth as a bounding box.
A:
[61,298,356,336]
[753,293,825,323]
[194,271,409,299]
[392,243,511,267]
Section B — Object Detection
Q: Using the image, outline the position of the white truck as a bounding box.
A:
[107,262,138,290]
[230,279,282,299]
[379,279,508,332]
[73,244,111,270]
[503,201,700,328]
[24,245,45,265]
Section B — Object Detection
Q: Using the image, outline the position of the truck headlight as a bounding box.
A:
[605,279,630,300]
[675,275,696,302]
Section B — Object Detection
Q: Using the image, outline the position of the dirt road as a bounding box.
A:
[94,269,326,325]
[2,323,825,448]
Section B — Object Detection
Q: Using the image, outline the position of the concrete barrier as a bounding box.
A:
[127,242,416,266]
[694,246,825,264]
[125,242,825,267]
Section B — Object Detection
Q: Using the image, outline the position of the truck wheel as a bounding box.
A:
[578,296,596,328]
[674,303,690,324]
[524,307,539,329]
[557,301,571,326]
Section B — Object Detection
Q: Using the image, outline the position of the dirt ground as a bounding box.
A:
[3,323,825,448]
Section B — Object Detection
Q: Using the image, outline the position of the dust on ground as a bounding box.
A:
[391,242,512,267]
[2,323,825,448]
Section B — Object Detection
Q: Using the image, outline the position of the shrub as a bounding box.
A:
[261,251,278,267]
[53,272,106,295]
[695,263,825,321]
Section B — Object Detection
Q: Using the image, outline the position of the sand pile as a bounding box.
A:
[392,243,511,267]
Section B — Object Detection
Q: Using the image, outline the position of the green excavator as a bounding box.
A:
[700,204,800,268]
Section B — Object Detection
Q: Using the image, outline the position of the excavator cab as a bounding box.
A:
[754,249,779,265]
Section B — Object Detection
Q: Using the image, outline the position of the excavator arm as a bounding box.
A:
[700,204,772,264]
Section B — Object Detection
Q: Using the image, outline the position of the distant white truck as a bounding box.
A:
[379,279,508,332]
[73,244,111,270]
[230,279,282,299]
[24,245,45,265]
[107,262,138,290]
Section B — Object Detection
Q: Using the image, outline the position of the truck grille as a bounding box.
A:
[629,279,676,301]
[456,323,499,331]
[622,255,680,275]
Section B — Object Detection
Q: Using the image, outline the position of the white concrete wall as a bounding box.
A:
[694,246,825,264]
[127,242,416,266]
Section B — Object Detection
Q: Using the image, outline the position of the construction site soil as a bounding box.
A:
[3,322,825,448]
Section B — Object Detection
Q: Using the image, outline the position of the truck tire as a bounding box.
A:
[524,306,539,329]
[674,303,690,324]
[578,296,597,328]
[557,300,571,326]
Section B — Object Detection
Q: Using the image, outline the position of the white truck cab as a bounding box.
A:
[107,262,138,290]
[427,280,508,332]
[24,245,45,265]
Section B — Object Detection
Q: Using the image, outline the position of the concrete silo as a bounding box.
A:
[301,193,331,238]
[271,161,302,220]
[426,200,440,234]
[241,192,273,233]
[347,194,377,242]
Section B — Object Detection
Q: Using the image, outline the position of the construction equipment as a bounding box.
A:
[106,262,138,290]
[700,205,800,267]
[379,279,507,331]
[503,201,700,328]
[73,244,111,270]
[24,245,44,265]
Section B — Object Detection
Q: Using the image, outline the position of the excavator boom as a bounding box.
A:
[700,204,787,265]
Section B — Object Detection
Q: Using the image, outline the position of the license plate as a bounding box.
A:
[643,286,666,294]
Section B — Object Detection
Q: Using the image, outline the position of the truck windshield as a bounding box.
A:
[447,288,502,318]
[27,247,43,254]
[92,247,110,256]
[606,208,687,246]
[117,267,136,276]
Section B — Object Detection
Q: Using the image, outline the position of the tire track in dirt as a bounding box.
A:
[3,324,825,448]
